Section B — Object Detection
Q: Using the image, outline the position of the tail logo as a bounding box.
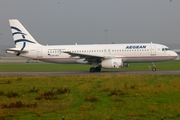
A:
[11,26,36,56]
[11,26,36,45]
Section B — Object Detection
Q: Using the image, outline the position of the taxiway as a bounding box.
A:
[0,70,180,76]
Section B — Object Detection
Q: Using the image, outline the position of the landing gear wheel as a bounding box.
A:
[152,68,156,71]
[89,67,96,72]
[95,67,101,72]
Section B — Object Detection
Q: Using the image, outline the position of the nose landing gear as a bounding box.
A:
[152,62,156,71]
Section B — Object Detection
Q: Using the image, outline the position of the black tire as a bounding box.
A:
[89,67,96,72]
[95,67,101,72]
[152,68,156,71]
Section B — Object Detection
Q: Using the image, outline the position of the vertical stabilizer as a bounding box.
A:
[9,19,41,49]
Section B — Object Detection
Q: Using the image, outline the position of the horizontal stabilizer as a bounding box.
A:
[6,48,28,53]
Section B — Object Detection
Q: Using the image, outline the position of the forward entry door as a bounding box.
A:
[150,45,156,55]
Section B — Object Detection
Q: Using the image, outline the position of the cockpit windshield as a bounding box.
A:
[162,48,171,51]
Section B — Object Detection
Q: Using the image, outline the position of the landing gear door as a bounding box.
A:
[37,47,43,58]
[150,45,156,55]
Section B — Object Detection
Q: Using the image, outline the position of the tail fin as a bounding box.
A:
[9,19,41,48]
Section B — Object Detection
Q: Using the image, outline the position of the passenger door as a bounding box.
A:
[150,45,156,55]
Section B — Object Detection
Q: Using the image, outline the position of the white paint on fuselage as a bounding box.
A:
[20,43,178,64]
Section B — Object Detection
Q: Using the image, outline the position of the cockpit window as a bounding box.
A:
[162,48,171,51]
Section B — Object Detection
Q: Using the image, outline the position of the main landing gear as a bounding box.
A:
[89,66,101,72]
[152,62,156,71]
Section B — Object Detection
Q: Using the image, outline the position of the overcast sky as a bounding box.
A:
[0,0,180,49]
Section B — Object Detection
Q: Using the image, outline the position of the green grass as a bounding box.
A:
[0,60,180,72]
[0,75,180,120]
[0,61,180,119]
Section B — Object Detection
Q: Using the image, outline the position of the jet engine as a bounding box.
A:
[101,58,123,68]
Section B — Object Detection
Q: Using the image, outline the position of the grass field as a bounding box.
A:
[0,61,180,120]
[0,60,180,72]
[0,75,180,120]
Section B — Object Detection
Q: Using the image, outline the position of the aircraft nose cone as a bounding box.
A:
[173,52,178,59]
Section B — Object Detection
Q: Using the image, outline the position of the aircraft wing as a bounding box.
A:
[64,52,105,59]
[64,51,127,64]
[64,52,114,63]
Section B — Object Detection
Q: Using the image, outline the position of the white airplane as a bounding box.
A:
[6,19,178,72]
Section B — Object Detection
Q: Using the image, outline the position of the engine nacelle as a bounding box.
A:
[101,58,123,68]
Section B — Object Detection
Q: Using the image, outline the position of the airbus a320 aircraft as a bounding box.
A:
[6,19,178,72]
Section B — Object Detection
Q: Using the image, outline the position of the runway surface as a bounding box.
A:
[0,70,180,76]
